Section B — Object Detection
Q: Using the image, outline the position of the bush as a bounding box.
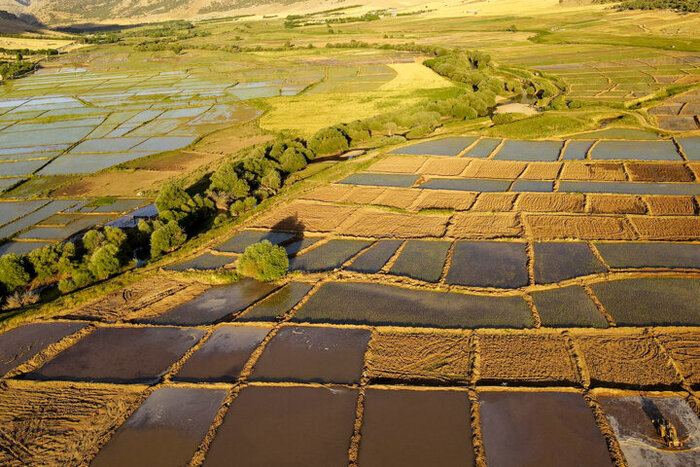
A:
[1,289,39,311]
[28,243,63,280]
[155,183,192,212]
[236,240,289,282]
[0,254,31,293]
[210,162,251,197]
[307,127,349,155]
[88,244,121,280]
[277,147,308,173]
[150,221,187,257]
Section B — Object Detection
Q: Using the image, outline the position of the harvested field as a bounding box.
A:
[357,388,474,466]
[26,326,204,384]
[461,159,527,179]
[301,184,353,203]
[252,200,357,232]
[372,188,421,209]
[250,325,370,384]
[447,241,528,288]
[368,156,425,173]
[366,329,472,384]
[342,186,387,204]
[418,158,470,176]
[560,181,700,196]
[595,242,700,269]
[347,240,402,274]
[214,230,294,254]
[91,387,226,467]
[202,385,357,467]
[239,282,313,322]
[339,173,418,188]
[590,278,700,326]
[412,190,476,211]
[560,162,627,181]
[141,279,278,326]
[476,332,580,385]
[390,137,477,156]
[520,162,562,180]
[389,240,450,282]
[337,209,448,238]
[0,322,86,376]
[479,391,612,467]
[655,331,700,387]
[531,286,608,328]
[289,239,372,272]
[175,325,271,382]
[587,194,647,214]
[516,193,585,213]
[624,163,694,182]
[463,138,501,158]
[0,381,144,467]
[629,216,700,240]
[523,214,635,240]
[294,282,533,329]
[533,242,607,284]
[165,253,235,271]
[643,196,696,215]
[448,212,522,239]
[598,394,700,466]
[493,140,563,162]
[574,332,681,388]
[470,193,517,212]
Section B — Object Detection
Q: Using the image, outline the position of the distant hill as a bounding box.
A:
[0,9,43,33]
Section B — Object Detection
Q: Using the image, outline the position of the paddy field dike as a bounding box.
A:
[2,2,700,466]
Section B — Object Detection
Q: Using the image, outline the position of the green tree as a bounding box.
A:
[210,162,251,197]
[307,127,349,155]
[0,254,31,293]
[150,221,187,257]
[155,183,192,212]
[82,229,106,254]
[237,240,289,282]
[88,244,121,280]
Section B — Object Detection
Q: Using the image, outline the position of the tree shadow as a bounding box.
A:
[270,214,306,245]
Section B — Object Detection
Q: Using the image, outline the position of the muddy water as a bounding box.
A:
[591,277,700,326]
[27,326,204,383]
[678,137,700,160]
[511,180,554,192]
[358,388,474,467]
[250,325,370,384]
[592,140,680,161]
[339,173,419,188]
[494,140,563,162]
[595,242,700,269]
[295,282,532,328]
[203,385,357,466]
[214,230,294,253]
[531,286,608,328]
[389,137,478,156]
[0,322,86,375]
[175,325,271,382]
[289,239,372,272]
[165,252,236,271]
[390,240,451,282]
[141,278,278,325]
[420,178,511,192]
[92,387,226,467]
[463,138,501,158]
[533,242,607,284]
[239,282,313,321]
[563,140,595,160]
[347,239,402,273]
[558,181,700,195]
[479,391,612,467]
[599,395,700,466]
[447,241,528,288]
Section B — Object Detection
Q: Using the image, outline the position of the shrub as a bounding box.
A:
[28,243,63,280]
[261,169,282,191]
[210,162,250,197]
[1,289,39,311]
[307,126,349,155]
[236,240,289,282]
[155,183,192,212]
[277,147,308,173]
[150,221,187,257]
[82,229,106,254]
[88,244,121,280]
[0,254,31,293]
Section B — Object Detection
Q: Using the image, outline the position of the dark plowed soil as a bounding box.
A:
[357,388,474,466]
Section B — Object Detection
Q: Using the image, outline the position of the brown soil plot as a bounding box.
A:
[0,322,86,376]
[448,212,522,239]
[0,381,144,467]
[598,394,700,466]
[587,194,647,214]
[574,332,681,388]
[515,193,585,213]
[175,325,271,382]
[357,388,474,467]
[476,332,580,385]
[629,216,700,240]
[478,390,612,467]
[655,331,700,387]
[337,209,448,238]
[202,385,358,467]
[26,326,204,384]
[366,329,472,384]
[91,387,227,467]
[253,200,357,232]
[250,325,370,384]
[524,214,635,240]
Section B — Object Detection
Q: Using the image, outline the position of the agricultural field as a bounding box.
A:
[1,0,700,465]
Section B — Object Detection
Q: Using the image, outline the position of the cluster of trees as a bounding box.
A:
[0,48,58,57]
[0,60,34,80]
[593,0,699,11]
